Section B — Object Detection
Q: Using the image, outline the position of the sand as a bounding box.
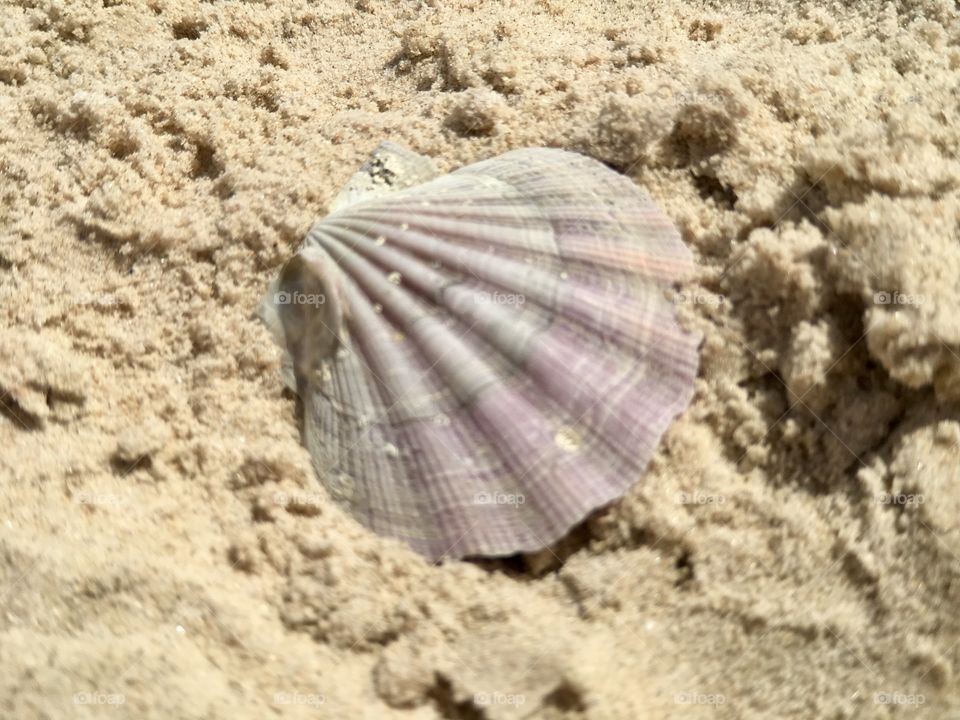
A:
[1,0,959,717]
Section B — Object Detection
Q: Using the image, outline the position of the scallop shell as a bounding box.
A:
[258,142,700,560]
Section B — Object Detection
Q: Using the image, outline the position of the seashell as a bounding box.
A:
[257,142,700,561]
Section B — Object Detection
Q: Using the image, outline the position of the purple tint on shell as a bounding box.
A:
[266,144,701,560]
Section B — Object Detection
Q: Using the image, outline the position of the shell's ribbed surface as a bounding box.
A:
[264,145,700,560]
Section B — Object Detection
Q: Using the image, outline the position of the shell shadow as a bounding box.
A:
[463,521,597,579]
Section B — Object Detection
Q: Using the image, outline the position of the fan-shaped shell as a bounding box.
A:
[259,143,700,560]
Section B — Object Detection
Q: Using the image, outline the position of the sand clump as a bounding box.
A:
[2,0,960,718]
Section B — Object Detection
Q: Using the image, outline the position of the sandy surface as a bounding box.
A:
[2,0,960,718]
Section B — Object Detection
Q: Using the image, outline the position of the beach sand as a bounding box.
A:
[1,0,959,717]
